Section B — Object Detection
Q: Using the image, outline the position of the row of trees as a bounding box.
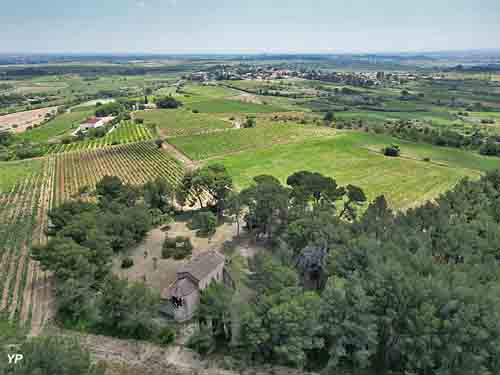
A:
[190,170,500,374]
[388,120,500,157]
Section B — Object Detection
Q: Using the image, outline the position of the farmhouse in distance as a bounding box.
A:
[76,116,114,133]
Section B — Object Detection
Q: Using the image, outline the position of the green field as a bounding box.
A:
[184,99,286,114]
[136,109,233,137]
[0,159,43,193]
[208,131,492,209]
[17,110,92,143]
[178,84,238,103]
[170,122,333,160]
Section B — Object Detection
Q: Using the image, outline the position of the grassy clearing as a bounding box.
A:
[135,109,233,137]
[17,110,92,143]
[170,122,334,160]
[361,133,500,172]
[184,99,286,114]
[209,131,489,209]
[179,84,238,103]
[0,159,43,193]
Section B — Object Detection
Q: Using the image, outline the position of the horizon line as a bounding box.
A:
[2,48,500,57]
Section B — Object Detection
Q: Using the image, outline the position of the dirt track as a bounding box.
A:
[64,331,318,375]
[162,142,199,170]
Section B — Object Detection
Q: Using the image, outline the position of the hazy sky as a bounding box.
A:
[1,0,499,53]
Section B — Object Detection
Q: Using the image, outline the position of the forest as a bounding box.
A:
[27,164,500,374]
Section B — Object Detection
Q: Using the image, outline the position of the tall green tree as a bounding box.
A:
[241,175,289,240]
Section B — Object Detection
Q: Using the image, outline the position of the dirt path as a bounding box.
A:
[54,331,235,375]
[162,142,199,171]
[53,330,317,375]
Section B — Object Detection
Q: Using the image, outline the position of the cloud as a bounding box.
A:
[136,0,146,7]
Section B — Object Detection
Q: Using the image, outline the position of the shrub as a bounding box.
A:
[186,327,215,355]
[61,136,74,145]
[324,111,334,122]
[479,140,500,156]
[95,102,123,117]
[0,145,10,161]
[154,138,164,149]
[383,144,401,157]
[156,96,182,109]
[121,257,134,269]
[423,157,431,162]
[481,119,495,124]
[162,236,193,260]
[190,211,217,236]
[243,116,256,128]
[155,327,176,347]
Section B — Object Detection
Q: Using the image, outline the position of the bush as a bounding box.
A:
[383,144,401,157]
[479,140,500,156]
[95,102,123,117]
[481,119,495,124]
[14,142,44,159]
[423,157,431,162]
[154,138,164,148]
[186,327,215,355]
[121,257,134,269]
[243,116,256,128]
[155,327,176,346]
[156,96,182,109]
[324,111,334,122]
[190,211,217,236]
[162,236,193,260]
[0,146,9,161]
[61,136,75,145]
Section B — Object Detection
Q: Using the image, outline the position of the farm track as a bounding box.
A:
[162,141,198,170]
